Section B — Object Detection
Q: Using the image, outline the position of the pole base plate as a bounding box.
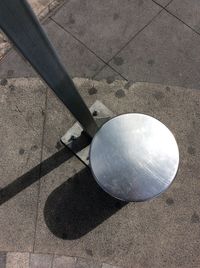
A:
[61,100,114,165]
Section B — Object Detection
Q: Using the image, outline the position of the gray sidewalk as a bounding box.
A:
[1,0,200,267]
[1,0,200,89]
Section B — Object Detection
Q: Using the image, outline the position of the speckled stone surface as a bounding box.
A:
[6,252,29,268]
[0,78,46,252]
[21,77,200,268]
[30,253,53,268]
[1,68,200,267]
[3,251,122,268]
[1,77,200,267]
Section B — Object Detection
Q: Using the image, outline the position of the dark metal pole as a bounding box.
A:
[0,0,98,137]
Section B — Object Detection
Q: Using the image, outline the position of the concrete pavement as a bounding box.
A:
[1,0,200,267]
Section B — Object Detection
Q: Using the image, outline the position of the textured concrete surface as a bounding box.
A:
[0,19,105,79]
[167,0,200,33]
[52,0,161,61]
[0,50,36,78]
[0,78,46,251]
[38,78,200,268]
[43,20,104,77]
[6,252,30,268]
[102,264,120,268]
[2,0,200,91]
[53,255,76,268]
[110,10,200,89]
[33,85,85,255]
[30,253,53,268]
[0,77,197,267]
[1,251,121,267]
[76,257,102,268]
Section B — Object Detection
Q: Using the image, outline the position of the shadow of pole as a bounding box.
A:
[44,168,127,240]
[0,147,74,205]
[0,131,127,238]
[0,130,91,205]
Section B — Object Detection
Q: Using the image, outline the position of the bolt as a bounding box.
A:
[69,135,76,142]
[92,110,98,116]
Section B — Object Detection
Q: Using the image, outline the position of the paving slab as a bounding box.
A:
[30,253,53,268]
[102,264,121,268]
[3,252,123,268]
[110,10,200,90]
[6,252,29,268]
[0,19,105,79]
[52,0,161,61]
[0,50,37,79]
[53,255,76,268]
[167,0,200,33]
[76,257,101,268]
[0,78,46,251]
[30,77,200,268]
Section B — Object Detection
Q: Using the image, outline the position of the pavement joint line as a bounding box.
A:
[0,1,171,82]
[152,0,174,8]
[92,62,127,81]
[92,64,127,81]
[32,86,48,253]
[50,17,128,81]
[50,7,165,82]
[49,18,108,66]
[152,0,200,38]
[105,6,165,67]
[50,17,110,65]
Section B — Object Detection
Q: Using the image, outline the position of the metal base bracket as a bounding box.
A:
[61,100,114,165]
